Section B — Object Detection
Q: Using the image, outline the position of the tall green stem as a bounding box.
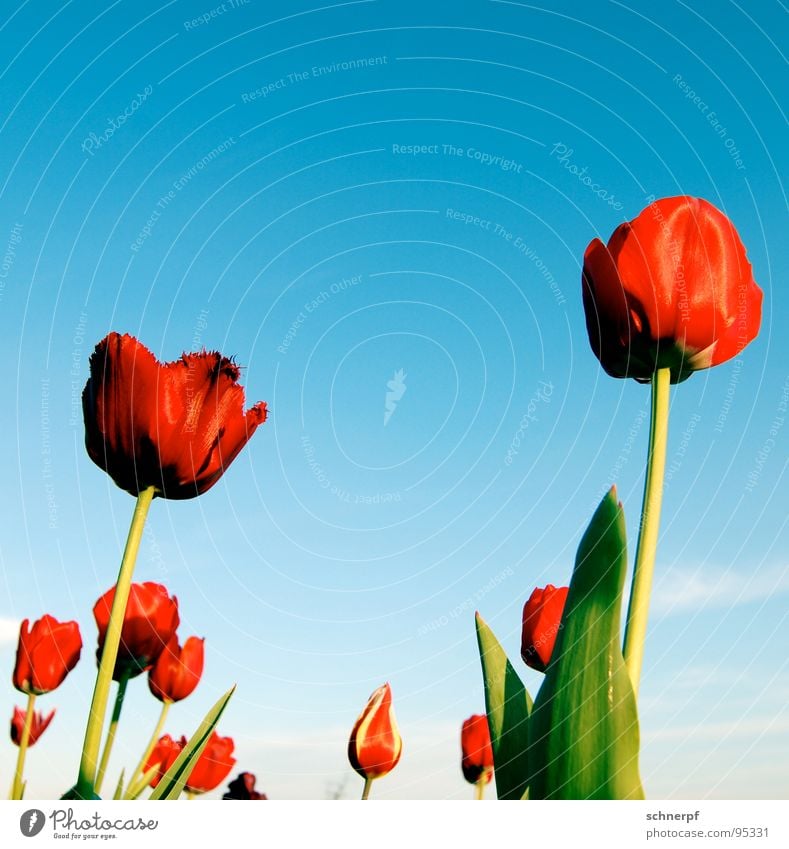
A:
[75,485,156,798]
[361,777,373,800]
[124,699,171,799]
[95,673,130,795]
[623,368,671,696]
[10,693,36,800]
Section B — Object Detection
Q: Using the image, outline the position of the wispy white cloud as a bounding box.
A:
[651,563,789,616]
[0,616,20,647]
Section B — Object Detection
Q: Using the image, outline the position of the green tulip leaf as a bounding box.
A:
[475,612,532,800]
[527,489,644,799]
[112,769,124,801]
[149,686,235,801]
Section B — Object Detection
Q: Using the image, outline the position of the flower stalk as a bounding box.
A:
[10,693,36,800]
[623,367,671,695]
[95,672,130,795]
[75,485,156,797]
[125,700,171,799]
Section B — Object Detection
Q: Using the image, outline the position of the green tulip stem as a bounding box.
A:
[10,693,36,800]
[125,699,171,799]
[95,672,130,795]
[474,776,486,801]
[361,777,374,800]
[623,367,671,696]
[76,485,156,798]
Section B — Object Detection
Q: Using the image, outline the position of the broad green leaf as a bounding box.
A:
[126,763,161,800]
[475,613,532,800]
[527,489,644,799]
[149,686,235,801]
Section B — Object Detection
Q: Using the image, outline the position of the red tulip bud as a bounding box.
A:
[521,584,569,672]
[148,635,204,703]
[461,714,494,785]
[94,582,179,681]
[13,615,82,695]
[348,683,403,781]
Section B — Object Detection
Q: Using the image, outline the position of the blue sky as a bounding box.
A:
[0,0,786,800]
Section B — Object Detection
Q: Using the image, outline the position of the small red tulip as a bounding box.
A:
[94,582,179,681]
[348,683,403,781]
[222,772,267,800]
[148,635,204,703]
[13,615,82,695]
[184,731,236,794]
[144,734,186,788]
[461,714,494,785]
[10,706,55,747]
[582,196,762,383]
[521,584,569,672]
[82,332,267,499]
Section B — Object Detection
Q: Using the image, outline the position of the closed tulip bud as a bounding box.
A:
[82,332,267,499]
[348,683,403,784]
[461,714,494,785]
[521,584,569,672]
[10,706,55,747]
[148,635,204,703]
[582,196,762,383]
[13,615,82,695]
[94,582,179,681]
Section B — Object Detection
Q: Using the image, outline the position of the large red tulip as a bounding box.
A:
[461,714,494,785]
[13,615,82,695]
[10,706,55,746]
[521,584,569,672]
[582,196,762,383]
[82,332,267,498]
[348,683,402,781]
[148,635,204,703]
[94,582,179,681]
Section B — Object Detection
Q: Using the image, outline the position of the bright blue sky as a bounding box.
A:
[0,0,786,800]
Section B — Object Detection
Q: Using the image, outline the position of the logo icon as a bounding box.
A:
[20,810,45,837]
[384,369,407,426]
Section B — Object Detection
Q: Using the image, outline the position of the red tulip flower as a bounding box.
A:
[461,714,494,785]
[10,706,55,746]
[582,196,762,383]
[521,584,569,672]
[144,734,185,788]
[348,683,403,783]
[222,772,268,800]
[184,732,237,794]
[94,582,179,681]
[82,332,267,499]
[148,635,204,703]
[13,616,82,695]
